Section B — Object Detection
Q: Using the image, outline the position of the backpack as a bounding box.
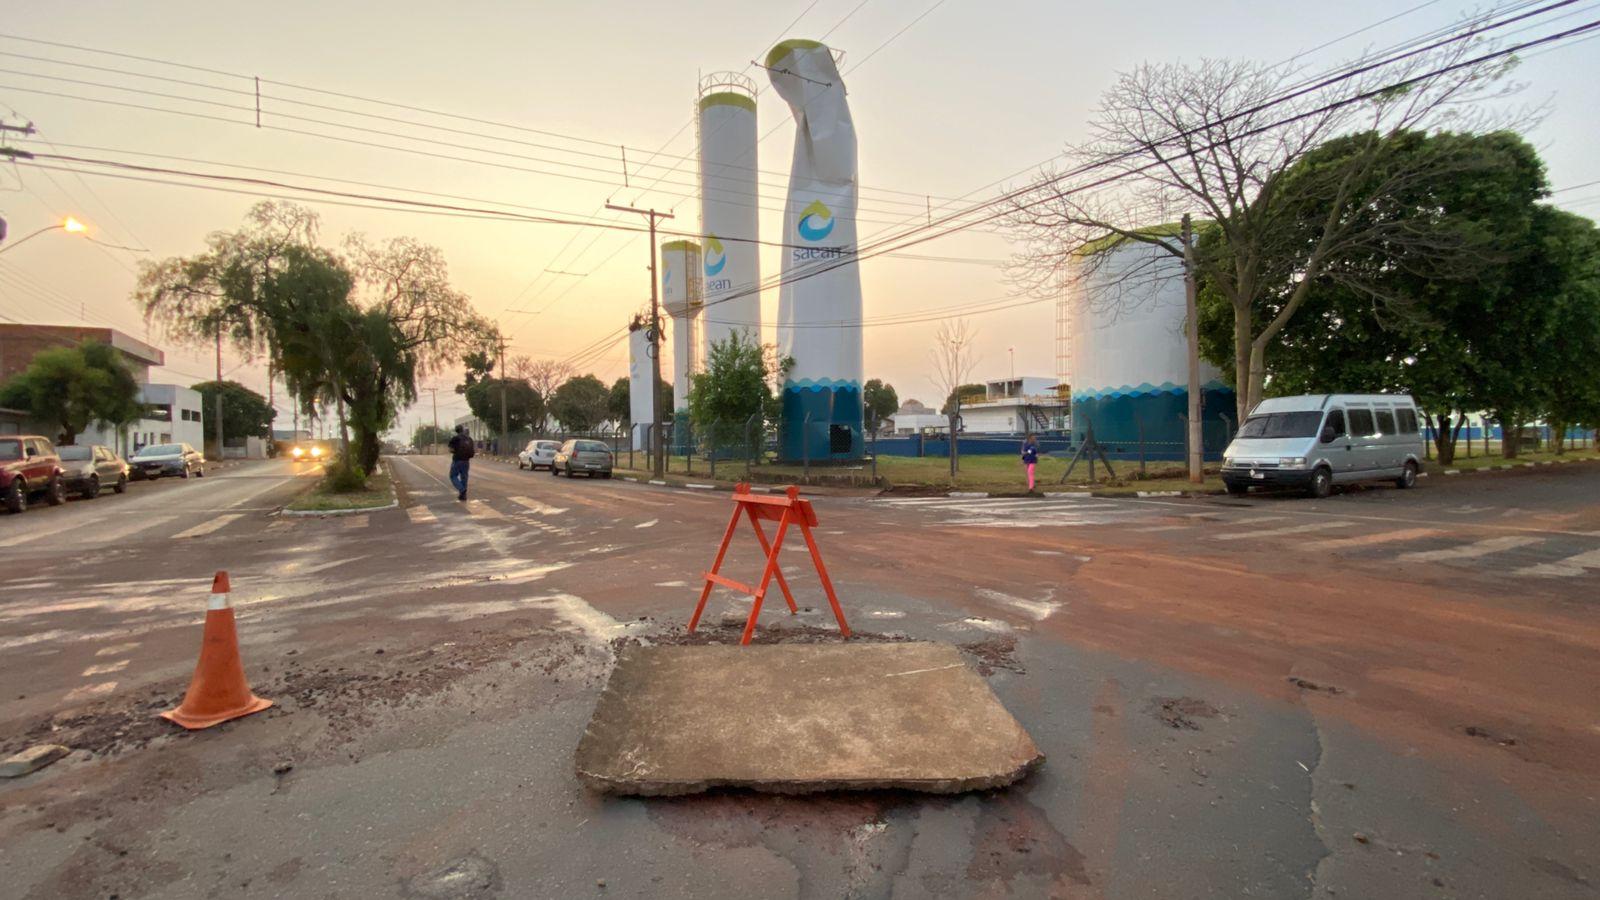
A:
[454,434,476,459]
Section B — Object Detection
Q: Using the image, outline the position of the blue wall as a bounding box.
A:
[1070,382,1236,460]
[780,382,864,462]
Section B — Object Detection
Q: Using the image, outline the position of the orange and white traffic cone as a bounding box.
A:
[160,571,273,730]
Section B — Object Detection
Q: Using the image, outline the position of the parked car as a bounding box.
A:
[1,435,66,513]
[57,444,130,499]
[551,439,613,478]
[130,442,206,480]
[518,440,560,471]
[1221,393,1425,499]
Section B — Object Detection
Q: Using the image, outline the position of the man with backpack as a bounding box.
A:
[447,424,475,501]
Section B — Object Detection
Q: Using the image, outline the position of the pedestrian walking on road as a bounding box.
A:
[448,424,475,501]
[1021,434,1040,493]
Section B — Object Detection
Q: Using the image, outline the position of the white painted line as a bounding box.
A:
[649,479,667,486]
[635,519,658,529]
[684,483,716,490]
[406,505,438,524]
[1320,527,1442,549]
[1220,515,1287,526]
[1516,548,1600,577]
[509,496,567,515]
[82,660,129,676]
[63,681,118,704]
[1212,521,1355,541]
[95,642,139,657]
[948,491,988,498]
[1400,535,1541,562]
[464,500,505,519]
[1443,469,1461,475]
[1133,524,1193,533]
[172,514,243,539]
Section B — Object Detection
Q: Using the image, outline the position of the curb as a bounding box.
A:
[1430,455,1597,477]
[280,498,399,518]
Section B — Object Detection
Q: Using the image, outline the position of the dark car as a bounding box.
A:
[1,435,67,513]
[550,439,613,478]
[129,442,205,480]
[57,444,130,499]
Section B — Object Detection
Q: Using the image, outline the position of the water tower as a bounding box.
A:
[697,72,761,360]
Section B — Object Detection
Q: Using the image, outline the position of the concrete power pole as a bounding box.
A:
[605,203,674,479]
[497,334,509,457]
[424,387,440,455]
[1183,214,1203,484]
[214,326,225,461]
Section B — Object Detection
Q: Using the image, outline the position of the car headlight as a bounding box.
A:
[1279,457,1306,468]
[311,447,323,458]
[292,447,304,458]
[1223,456,1234,467]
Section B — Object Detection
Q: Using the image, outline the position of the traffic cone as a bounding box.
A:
[160,571,273,730]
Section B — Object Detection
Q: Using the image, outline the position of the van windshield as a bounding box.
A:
[1236,412,1325,439]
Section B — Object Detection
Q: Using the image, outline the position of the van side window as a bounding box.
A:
[1397,409,1419,434]
[1376,409,1396,436]
[1348,408,1375,437]
[1324,409,1346,437]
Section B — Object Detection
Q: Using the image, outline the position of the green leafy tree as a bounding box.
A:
[608,377,630,426]
[940,384,986,416]
[463,377,543,433]
[1540,213,1600,452]
[549,374,610,431]
[862,379,899,433]
[411,423,452,450]
[688,333,789,448]
[0,341,143,446]
[190,380,276,441]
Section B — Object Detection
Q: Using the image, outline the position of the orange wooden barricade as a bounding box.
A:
[689,483,851,645]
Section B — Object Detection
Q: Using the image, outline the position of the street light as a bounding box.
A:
[0,215,89,255]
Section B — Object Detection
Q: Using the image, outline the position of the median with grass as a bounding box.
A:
[285,459,396,514]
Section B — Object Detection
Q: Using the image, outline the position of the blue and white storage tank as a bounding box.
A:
[1067,236,1234,457]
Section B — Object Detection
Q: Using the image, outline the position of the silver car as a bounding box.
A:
[518,440,560,471]
[57,445,130,498]
[550,439,613,478]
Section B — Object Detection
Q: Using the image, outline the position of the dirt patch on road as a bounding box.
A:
[1149,696,1221,730]
[959,636,1025,676]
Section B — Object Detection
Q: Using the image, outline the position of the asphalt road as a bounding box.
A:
[1,454,1597,899]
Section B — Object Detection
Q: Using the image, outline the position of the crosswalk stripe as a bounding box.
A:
[1212,521,1355,541]
[1134,524,1192,533]
[465,500,504,519]
[509,496,568,515]
[172,514,243,539]
[1516,547,1600,577]
[1320,527,1442,549]
[406,505,438,524]
[1399,535,1541,562]
[1221,515,1287,526]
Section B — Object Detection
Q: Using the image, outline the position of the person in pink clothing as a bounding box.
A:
[1021,434,1040,492]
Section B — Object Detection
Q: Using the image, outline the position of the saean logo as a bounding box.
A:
[661,261,671,290]
[797,199,835,241]
[703,236,727,276]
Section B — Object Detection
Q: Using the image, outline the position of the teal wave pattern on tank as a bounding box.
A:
[784,377,862,393]
[1072,379,1230,402]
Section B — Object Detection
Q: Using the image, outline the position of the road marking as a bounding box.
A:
[465,500,504,519]
[406,505,438,525]
[1133,524,1192,533]
[1219,515,1287,527]
[63,681,118,703]
[1213,521,1355,541]
[172,514,243,539]
[95,642,139,657]
[82,660,129,676]
[1517,548,1600,577]
[509,496,568,515]
[1400,535,1541,562]
[1319,527,1443,549]
[636,519,658,529]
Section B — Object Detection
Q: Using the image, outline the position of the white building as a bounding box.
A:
[78,383,205,457]
[957,378,1069,434]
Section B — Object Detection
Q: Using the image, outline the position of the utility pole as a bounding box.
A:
[1182,214,1203,484]
[606,202,674,478]
[214,326,225,461]
[497,333,509,457]
[423,387,440,455]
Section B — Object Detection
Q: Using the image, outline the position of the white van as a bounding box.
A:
[1221,394,1426,498]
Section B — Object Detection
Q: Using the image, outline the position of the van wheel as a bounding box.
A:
[1308,467,1333,499]
[1225,482,1248,497]
[1396,461,1418,489]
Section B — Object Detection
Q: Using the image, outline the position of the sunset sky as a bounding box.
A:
[3,1,1596,438]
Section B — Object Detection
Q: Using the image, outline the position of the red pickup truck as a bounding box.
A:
[1,435,67,514]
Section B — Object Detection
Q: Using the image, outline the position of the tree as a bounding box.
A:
[862,379,899,434]
[940,383,986,416]
[190,381,275,441]
[1540,212,1600,452]
[608,377,630,426]
[688,332,787,450]
[412,423,452,451]
[1196,130,1549,463]
[549,374,610,432]
[0,341,143,446]
[464,377,543,434]
[929,320,980,478]
[1001,34,1520,422]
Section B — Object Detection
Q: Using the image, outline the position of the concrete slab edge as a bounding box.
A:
[576,754,1044,797]
[280,498,399,518]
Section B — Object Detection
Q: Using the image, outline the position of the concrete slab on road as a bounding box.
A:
[576,642,1042,796]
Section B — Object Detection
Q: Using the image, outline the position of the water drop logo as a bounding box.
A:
[703,236,727,277]
[661,261,671,290]
[797,199,835,242]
